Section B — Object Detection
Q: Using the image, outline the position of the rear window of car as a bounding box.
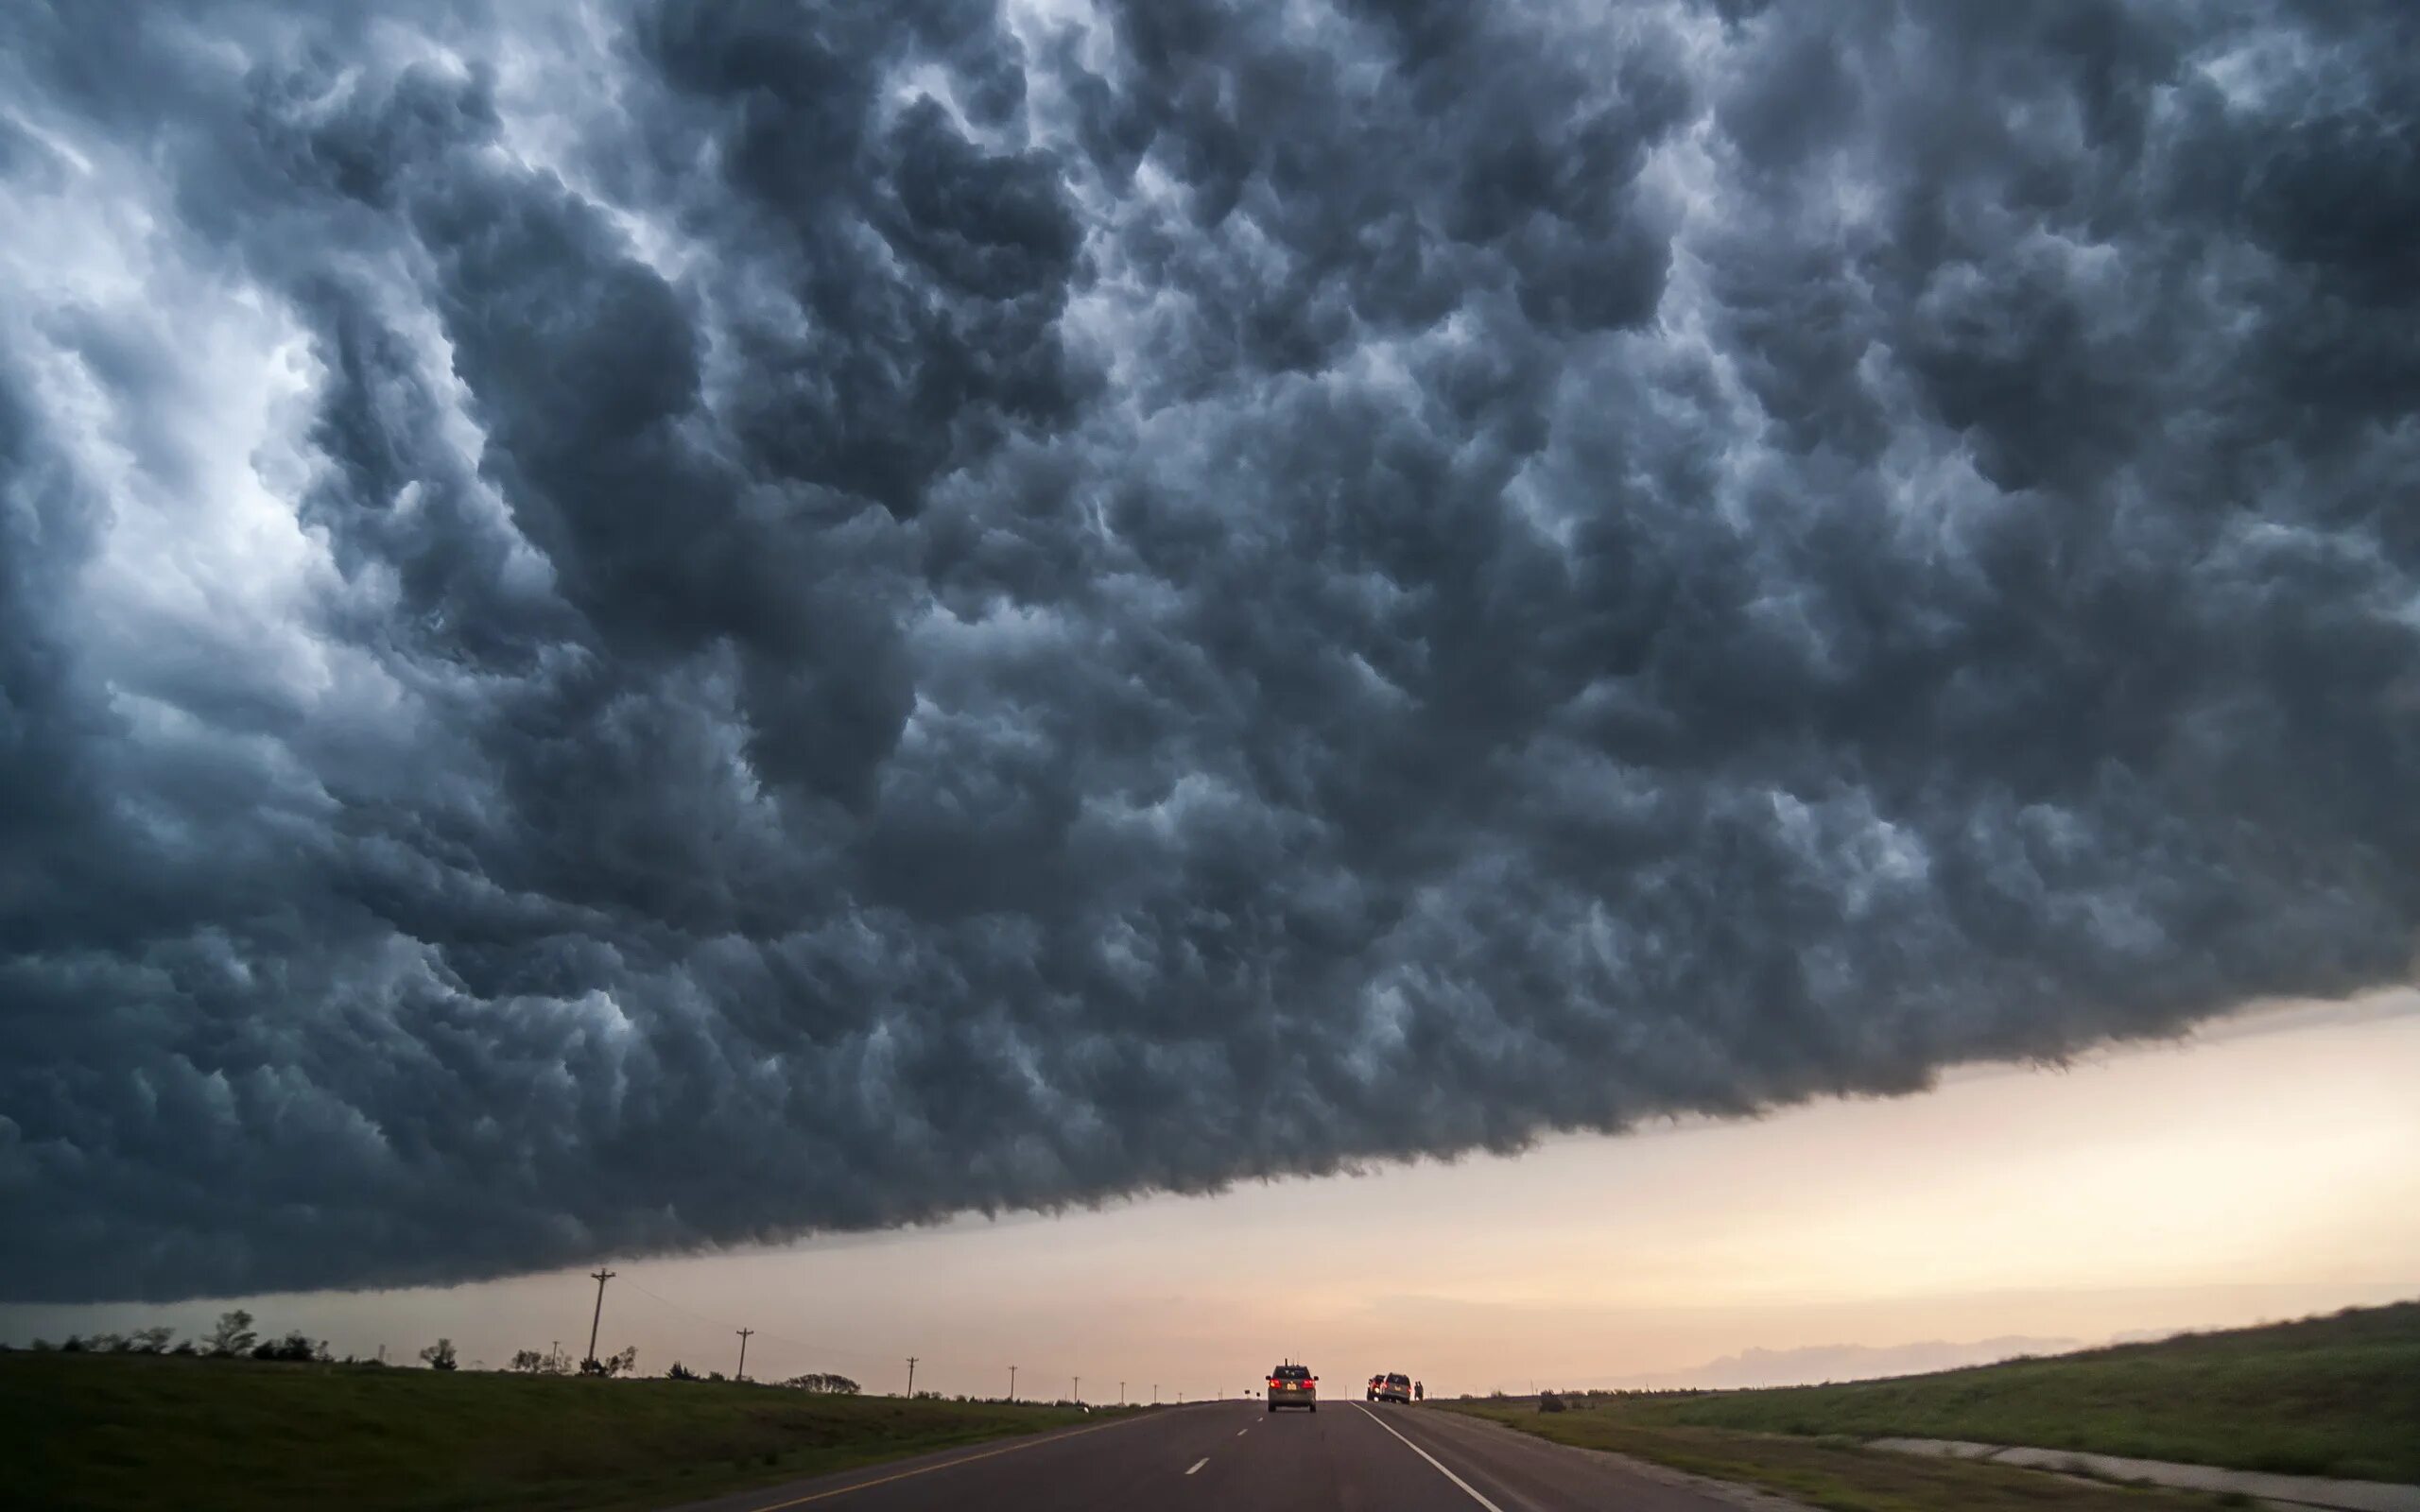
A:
[1387,1373,1409,1385]
[1273,1365,1311,1379]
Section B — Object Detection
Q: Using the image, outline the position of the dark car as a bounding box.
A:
[1366,1372,1385,1400]
[1374,1371,1411,1403]
[1267,1362,1318,1412]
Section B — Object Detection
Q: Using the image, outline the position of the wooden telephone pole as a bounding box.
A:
[583,1268,615,1370]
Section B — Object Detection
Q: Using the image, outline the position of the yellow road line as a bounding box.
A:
[738,1410,1156,1509]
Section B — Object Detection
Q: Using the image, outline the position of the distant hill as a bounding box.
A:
[1581,1335,2086,1391]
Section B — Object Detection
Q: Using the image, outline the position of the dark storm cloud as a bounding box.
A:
[1,0,2415,1301]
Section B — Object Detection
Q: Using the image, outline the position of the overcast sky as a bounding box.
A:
[3,1,2417,1313]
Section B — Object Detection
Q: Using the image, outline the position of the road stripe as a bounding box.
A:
[1350,1404,1507,1512]
[1185,1457,1209,1475]
[739,1412,1150,1508]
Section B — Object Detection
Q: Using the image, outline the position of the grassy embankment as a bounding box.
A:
[1444,1300,2420,1512]
[0,1351,1124,1512]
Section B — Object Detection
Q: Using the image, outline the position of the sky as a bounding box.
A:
[4,992,2412,1396]
[3,0,2418,1328]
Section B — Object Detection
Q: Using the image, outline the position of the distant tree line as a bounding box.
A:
[9,1311,353,1365]
[6,1309,863,1387]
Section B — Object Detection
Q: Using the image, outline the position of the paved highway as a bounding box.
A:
[666,1398,1753,1511]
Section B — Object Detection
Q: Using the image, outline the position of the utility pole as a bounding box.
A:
[906,1357,918,1399]
[1073,1376,1080,1404]
[584,1267,615,1370]
[735,1330,752,1383]
[1119,1381,1125,1406]
[1152,1384,1159,1405]
[1009,1365,1017,1402]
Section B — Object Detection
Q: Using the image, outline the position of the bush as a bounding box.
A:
[251,1332,322,1363]
[782,1372,861,1395]
[666,1361,700,1382]
[1538,1391,1566,1414]
[419,1338,458,1371]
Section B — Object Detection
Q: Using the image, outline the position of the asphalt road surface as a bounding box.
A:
[666,1398,1752,1512]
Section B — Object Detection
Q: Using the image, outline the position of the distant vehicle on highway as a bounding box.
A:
[1366,1373,1384,1400]
[1267,1362,1318,1412]
[1374,1371,1412,1403]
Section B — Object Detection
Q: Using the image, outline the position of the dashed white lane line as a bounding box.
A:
[1350,1404,1506,1512]
[742,1411,1152,1508]
[1185,1457,1209,1475]
[1236,1427,1251,1436]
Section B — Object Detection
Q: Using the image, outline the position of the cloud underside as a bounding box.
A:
[1,0,2415,1301]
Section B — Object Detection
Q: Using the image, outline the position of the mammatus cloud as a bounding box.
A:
[1,0,2414,1301]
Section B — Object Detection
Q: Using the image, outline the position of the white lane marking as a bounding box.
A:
[1236,1427,1250,1436]
[1185,1457,1209,1475]
[1350,1404,1506,1512]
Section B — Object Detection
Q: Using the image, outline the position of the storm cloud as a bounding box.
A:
[2,0,2415,1301]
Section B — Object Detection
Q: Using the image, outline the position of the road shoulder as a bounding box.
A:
[1435,1401,2275,1512]
[1367,1402,1804,1511]
[656,1407,1161,1512]
[1870,1437,2420,1512]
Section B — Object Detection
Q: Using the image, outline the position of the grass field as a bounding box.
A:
[0,1350,1120,1512]
[1443,1406,2267,1512]
[1443,1299,2420,1506]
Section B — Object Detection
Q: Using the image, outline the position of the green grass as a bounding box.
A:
[0,1351,1122,1512]
[1461,1300,2420,1487]
[1443,1407,2267,1512]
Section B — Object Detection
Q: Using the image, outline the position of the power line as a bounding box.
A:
[615,1279,902,1367]
[603,1272,1111,1393]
